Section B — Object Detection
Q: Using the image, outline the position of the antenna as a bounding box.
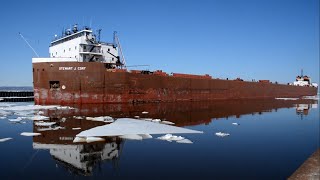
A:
[19,32,40,57]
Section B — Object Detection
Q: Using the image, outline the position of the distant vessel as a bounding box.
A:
[32,24,318,104]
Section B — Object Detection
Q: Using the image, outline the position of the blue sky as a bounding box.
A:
[0,0,318,86]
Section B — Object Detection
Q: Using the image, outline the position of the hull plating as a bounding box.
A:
[33,62,318,105]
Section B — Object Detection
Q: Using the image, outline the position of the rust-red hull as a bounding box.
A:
[32,62,318,105]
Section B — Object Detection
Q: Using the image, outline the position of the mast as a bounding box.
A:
[19,33,40,57]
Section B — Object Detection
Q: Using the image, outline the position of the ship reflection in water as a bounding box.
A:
[33,140,121,176]
[28,98,318,177]
[295,103,317,116]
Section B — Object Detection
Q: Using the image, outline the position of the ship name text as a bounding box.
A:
[59,67,86,71]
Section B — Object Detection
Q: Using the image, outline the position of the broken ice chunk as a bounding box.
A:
[0,110,11,116]
[161,120,175,125]
[152,119,161,123]
[0,103,16,107]
[157,134,174,141]
[34,122,56,126]
[0,137,12,142]
[72,127,81,130]
[232,123,240,126]
[141,111,149,114]
[176,139,193,144]
[86,137,105,143]
[215,132,230,137]
[119,134,143,140]
[37,126,64,131]
[31,115,49,121]
[3,105,59,111]
[21,132,41,136]
[142,118,153,121]
[157,134,193,144]
[275,98,299,100]
[139,134,153,139]
[73,137,86,143]
[9,117,23,122]
[134,116,140,119]
[86,116,114,123]
[157,134,184,141]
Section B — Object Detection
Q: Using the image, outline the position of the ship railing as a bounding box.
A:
[52,26,92,41]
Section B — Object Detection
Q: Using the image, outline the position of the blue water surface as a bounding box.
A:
[0,99,318,180]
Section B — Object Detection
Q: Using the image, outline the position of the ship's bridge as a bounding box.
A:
[33,24,119,65]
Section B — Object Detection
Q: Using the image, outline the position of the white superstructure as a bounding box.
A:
[32,24,124,68]
[292,75,318,88]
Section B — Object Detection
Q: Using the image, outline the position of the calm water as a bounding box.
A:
[0,99,319,179]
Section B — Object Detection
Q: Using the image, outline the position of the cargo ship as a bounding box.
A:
[32,25,318,105]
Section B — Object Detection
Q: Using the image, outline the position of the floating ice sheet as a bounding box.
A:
[35,122,56,126]
[0,137,12,142]
[161,120,175,125]
[139,134,153,139]
[157,134,193,143]
[37,126,64,131]
[152,119,161,123]
[77,118,203,138]
[119,134,143,140]
[86,116,114,123]
[56,106,75,110]
[0,110,11,116]
[73,137,86,143]
[176,139,193,144]
[0,103,16,107]
[275,98,299,100]
[3,105,59,111]
[21,132,41,136]
[31,115,49,121]
[14,111,34,117]
[73,136,105,143]
[118,134,153,140]
[215,132,230,137]
[86,137,105,143]
[2,105,75,112]
[9,117,23,122]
